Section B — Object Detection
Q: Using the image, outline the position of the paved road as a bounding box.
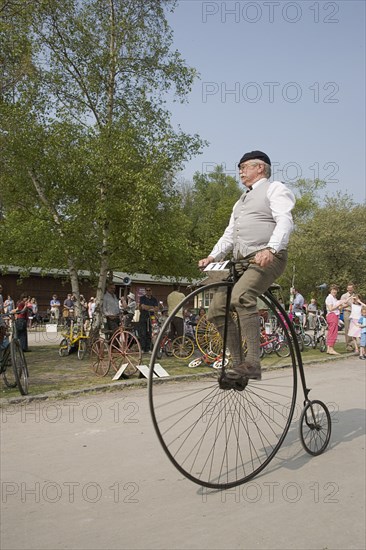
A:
[1,357,365,550]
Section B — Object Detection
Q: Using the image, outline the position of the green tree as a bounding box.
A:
[283,193,366,300]
[0,0,204,326]
[182,166,241,261]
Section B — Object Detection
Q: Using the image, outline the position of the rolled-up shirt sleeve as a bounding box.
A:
[266,182,295,252]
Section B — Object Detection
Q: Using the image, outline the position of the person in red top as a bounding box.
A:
[11,292,30,351]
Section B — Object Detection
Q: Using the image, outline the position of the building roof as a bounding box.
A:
[0,265,201,286]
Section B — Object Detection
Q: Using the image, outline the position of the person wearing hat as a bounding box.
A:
[198,150,295,386]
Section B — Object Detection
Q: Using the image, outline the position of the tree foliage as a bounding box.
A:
[0,0,205,323]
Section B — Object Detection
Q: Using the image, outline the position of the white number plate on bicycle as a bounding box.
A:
[202,261,230,282]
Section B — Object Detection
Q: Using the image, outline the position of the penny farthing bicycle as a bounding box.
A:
[148,260,331,489]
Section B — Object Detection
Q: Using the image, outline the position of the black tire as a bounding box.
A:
[319,336,326,353]
[156,346,163,360]
[300,400,331,455]
[149,282,298,489]
[164,340,173,357]
[303,333,312,347]
[59,338,69,357]
[297,335,304,352]
[10,339,29,395]
[78,339,87,360]
[275,340,291,358]
[2,346,17,388]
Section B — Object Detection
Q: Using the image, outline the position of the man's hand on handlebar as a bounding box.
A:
[198,256,215,271]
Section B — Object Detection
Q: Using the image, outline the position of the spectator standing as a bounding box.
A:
[348,295,366,355]
[50,294,61,323]
[340,282,356,351]
[102,283,120,340]
[139,287,158,353]
[325,285,347,355]
[11,292,30,351]
[63,293,74,326]
[307,298,318,330]
[88,297,96,321]
[28,297,38,328]
[292,289,305,326]
[4,295,14,315]
[167,284,185,339]
[357,306,366,360]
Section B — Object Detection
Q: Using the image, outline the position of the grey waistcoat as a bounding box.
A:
[233,181,275,259]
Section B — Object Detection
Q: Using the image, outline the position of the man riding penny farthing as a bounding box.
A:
[198,150,295,390]
[149,149,331,489]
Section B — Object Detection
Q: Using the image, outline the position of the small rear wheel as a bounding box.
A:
[59,338,70,357]
[90,338,110,377]
[78,339,87,360]
[171,336,195,359]
[319,336,326,353]
[303,333,312,347]
[10,339,29,395]
[300,400,331,456]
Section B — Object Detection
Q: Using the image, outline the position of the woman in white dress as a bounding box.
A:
[348,295,366,354]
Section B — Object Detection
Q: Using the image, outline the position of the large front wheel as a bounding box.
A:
[10,339,29,395]
[149,282,298,489]
[109,329,142,378]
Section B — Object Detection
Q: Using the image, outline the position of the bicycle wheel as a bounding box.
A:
[300,400,331,456]
[109,330,142,378]
[319,336,326,352]
[171,336,195,359]
[2,347,17,388]
[275,340,290,358]
[156,345,164,360]
[59,338,70,357]
[303,333,312,347]
[90,338,110,377]
[78,339,87,360]
[195,315,223,358]
[188,357,203,368]
[10,339,29,395]
[164,340,173,357]
[149,282,298,489]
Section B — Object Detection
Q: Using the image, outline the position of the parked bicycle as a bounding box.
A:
[90,315,142,378]
[0,314,29,395]
[259,324,290,358]
[311,311,327,352]
[59,318,89,360]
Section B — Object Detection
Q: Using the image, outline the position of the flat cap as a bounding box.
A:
[238,150,271,167]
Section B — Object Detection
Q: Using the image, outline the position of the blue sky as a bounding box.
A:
[166,0,365,204]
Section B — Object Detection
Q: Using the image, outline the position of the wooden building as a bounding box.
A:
[0,266,203,317]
